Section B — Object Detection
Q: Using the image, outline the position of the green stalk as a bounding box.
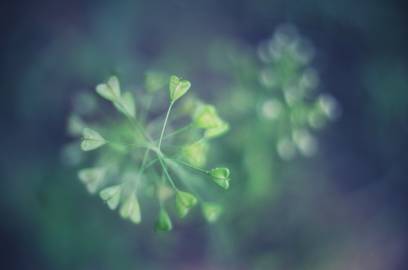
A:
[173,159,210,175]
[162,123,194,141]
[157,156,178,190]
[135,149,151,182]
[158,101,174,149]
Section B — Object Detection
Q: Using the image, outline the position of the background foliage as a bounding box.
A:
[1,0,408,269]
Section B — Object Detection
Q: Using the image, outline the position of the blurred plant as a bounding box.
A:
[189,24,344,267]
[65,73,230,231]
[210,24,340,201]
[255,25,340,159]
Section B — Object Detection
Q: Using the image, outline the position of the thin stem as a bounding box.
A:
[158,156,178,190]
[137,149,151,175]
[142,158,159,172]
[162,123,194,141]
[158,101,174,149]
[105,140,148,149]
[172,158,210,175]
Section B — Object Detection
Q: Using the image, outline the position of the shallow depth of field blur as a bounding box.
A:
[1,0,408,269]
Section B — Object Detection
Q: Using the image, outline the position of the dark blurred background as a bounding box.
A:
[1,0,408,269]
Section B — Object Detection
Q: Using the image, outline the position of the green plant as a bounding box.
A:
[209,25,340,202]
[67,73,230,231]
[255,25,340,160]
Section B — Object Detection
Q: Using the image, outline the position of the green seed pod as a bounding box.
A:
[182,141,208,167]
[193,105,222,129]
[210,167,230,180]
[176,202,190,218]
[120,193,141,224]
[169,75,191,102]
[210,167,231,189]
[95,76,121,102]
[202,202,223,223]
[205,120,230,138]
[212,177,230,189]
[175,191,197,218]
[155,208,173,231]
[78,167,106,194]
[99,185,122,210]
[81,128,106,151]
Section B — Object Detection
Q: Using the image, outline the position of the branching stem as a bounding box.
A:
[158,156,178,190]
